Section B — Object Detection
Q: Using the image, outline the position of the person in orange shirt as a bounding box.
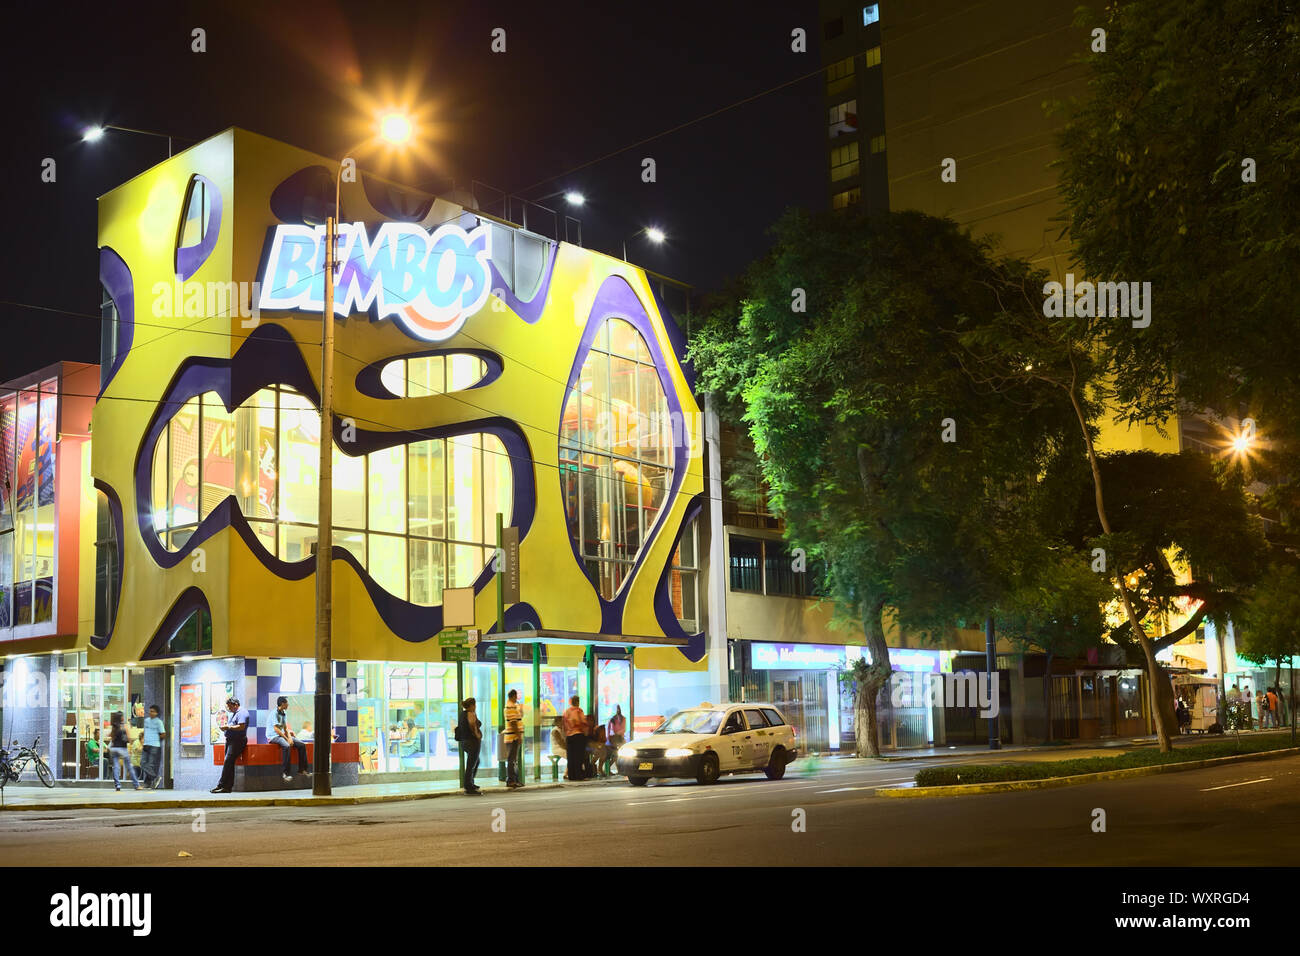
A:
[562,696,588,781]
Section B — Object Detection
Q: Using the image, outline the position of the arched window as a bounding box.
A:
[94,489,121,638]
[560,318,673,598]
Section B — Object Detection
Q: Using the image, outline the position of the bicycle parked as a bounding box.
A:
[0,737,55,788]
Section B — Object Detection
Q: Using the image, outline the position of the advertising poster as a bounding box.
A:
[0,397,14,531]
[13,395,35,513]
[597,658,631,729]
[209,680,235,743]
[37,386,55,507]
[179,684,202,745]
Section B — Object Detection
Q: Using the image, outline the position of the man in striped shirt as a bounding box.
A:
[504,689,525,789]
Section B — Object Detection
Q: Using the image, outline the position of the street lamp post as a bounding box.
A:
[83,124,175,157]
[314,112,414,797]
[622,226,665,262]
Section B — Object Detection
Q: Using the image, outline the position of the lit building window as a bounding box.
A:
[379,354,488,398]
[0,379,57,629]
[865,45,881,68]
[560,317,674,600]
[863,4,879,26]
[830,141,860,182]
[832,187,862,210]
[826,55,855,96]
[729,536,763,592]
[671,516,701,632]
[870,133,887,154]
[829,100,859,138]
[149,386,511,605]
[94,490,120,638]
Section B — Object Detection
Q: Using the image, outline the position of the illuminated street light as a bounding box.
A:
[379,111,413,145]
[312,110,415,797]
[81,123,174,157]
[623,226,667,261]
[564,191,585,206]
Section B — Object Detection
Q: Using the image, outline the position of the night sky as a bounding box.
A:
[1,0,824,382]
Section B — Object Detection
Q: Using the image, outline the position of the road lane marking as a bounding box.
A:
[1200,777,1273,791]
[817,786,873,793]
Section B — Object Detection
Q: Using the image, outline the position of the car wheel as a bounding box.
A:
[764,747,787,780]
[696,752,720,785]
[628,776,650,787]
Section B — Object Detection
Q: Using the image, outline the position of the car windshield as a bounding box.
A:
[654,710,723,735]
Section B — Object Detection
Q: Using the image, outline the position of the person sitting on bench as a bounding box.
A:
[270,696,311,782]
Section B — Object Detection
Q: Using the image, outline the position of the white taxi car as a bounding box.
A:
[615,702,798,786]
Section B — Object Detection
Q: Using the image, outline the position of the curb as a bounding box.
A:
[875,746,1300,798]
[0,776,625,812]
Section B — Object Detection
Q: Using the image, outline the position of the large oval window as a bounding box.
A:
[559,318,673,598]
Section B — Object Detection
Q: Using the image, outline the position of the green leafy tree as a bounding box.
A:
[692,209,1079,755]
[1056,0,1300,437]
[1237,561,1300,725]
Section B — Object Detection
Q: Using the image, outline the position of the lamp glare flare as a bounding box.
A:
[379,111,413,145]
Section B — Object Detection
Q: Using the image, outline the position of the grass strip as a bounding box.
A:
[914,733,1298,787]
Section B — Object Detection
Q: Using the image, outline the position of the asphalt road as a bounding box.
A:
[5,751,1298,866]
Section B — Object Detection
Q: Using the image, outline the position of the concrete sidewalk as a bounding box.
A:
[0,771,625,812]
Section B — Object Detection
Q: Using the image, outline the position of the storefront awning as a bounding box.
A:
[477,629,687,649]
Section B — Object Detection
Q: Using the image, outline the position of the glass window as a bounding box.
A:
[144,382,504,606]
[744,709,769,729]
[409,440,445,538]
[280,524,317,563]
[829,100,858,138]
[278,390,318,525]
[832,187,862,211]
[369,534,406,600]
[831,141,860,182]
[865,45,881,68]
[368,445,406,534]
[409,538,445,606]
[200,394,233,520]
[729,536,763,592]
[561,318,673,597]
[863,4,879,26]
[761,708,785,726]
[332,448,366,531]
[671,517,700,632]
[870,133,887,154]
[94,490,119,638]
[179,176,210,249]
[447,434,483,545]
[824,15,844,40]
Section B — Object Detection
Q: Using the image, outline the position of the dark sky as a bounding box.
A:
[1,0,825,382]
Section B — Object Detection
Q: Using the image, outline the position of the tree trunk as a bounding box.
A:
[1151,662,1178,737]
[855,597,892,758]
[1065,375,1173,752]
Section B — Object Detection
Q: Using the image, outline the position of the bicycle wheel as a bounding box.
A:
[34,757,54,788]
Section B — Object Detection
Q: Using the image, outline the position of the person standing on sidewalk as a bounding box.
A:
[458,697,484,794]
[504,689,525,789]
[211,696,249,793]
[141,705,167,789]
[563,696,588,781]
[108,712,141,791]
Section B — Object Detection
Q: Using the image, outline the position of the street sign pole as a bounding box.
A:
[456,659,464,787]
[532,641,541,783]
[496,512,506,783]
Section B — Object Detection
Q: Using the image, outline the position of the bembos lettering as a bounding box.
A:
[257,220,493,342]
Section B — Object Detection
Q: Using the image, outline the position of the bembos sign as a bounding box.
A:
[257,220,493,342]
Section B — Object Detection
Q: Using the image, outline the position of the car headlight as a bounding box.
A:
[617,745,638,759]
[665,747,694,758]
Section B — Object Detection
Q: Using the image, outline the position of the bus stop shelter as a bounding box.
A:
[468,629,690,783]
